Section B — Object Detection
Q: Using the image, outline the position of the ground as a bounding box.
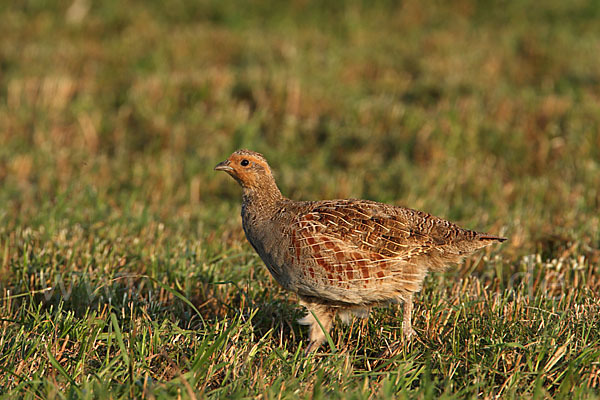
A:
[0,0,599,398]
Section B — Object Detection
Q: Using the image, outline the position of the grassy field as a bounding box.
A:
[1,0,600,397]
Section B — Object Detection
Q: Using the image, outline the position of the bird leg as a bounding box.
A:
[402,293,416,339]
[298,300,336,354]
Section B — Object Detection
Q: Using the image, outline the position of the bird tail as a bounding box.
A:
[478,234,507,242]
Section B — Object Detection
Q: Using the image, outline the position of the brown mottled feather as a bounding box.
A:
[215,149,507,353]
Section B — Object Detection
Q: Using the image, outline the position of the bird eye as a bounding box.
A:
[241,159,250,166]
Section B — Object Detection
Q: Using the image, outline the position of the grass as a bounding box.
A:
[1,0,600,397]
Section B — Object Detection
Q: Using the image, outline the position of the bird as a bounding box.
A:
[215,149,506,353]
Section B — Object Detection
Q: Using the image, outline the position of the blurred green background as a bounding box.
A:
[1,0,599,397]
[2,0,599,242]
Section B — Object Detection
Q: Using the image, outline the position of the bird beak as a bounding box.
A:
[214,159,233,172]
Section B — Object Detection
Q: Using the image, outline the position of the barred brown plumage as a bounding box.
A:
[215,149,507,353]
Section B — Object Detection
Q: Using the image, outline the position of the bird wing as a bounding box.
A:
[288,199,480,302]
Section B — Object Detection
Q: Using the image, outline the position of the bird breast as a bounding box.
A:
[241,208,294,290]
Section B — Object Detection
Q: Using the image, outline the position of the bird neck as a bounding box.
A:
[241,178,285,216]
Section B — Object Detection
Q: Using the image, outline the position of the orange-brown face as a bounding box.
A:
[214,150,272,188]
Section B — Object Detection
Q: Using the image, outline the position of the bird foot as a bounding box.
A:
[402,324,416,341]
[304,340,321,355]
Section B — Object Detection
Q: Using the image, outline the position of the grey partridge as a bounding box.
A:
[215,149,506,353]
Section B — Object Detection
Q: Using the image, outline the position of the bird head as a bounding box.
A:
[214,149,275,190]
